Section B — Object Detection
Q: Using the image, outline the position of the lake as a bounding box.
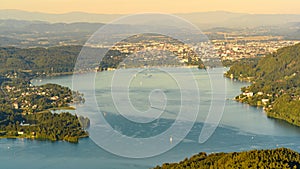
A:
[1,68,300,169]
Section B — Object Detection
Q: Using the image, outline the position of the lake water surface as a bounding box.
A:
[1,68,299,169]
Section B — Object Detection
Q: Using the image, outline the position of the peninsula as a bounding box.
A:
[225,43,300,127]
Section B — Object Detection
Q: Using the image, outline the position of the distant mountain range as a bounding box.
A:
[2,10,300,47]
[0,19,103,33]
[0,9,122,23]
[2,9,300,28]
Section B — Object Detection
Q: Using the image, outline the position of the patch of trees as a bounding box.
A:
[0,111,88,143]
[0,46,82,74]
[153,148,300,169]
[225,58,259,80]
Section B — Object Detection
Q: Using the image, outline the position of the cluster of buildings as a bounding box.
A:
[213,40,300,61]
[241,91,270,106]
[4,84,71,114]
[107,38,204,65]
[88,34,300,65]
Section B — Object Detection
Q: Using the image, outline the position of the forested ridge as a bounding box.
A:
[153,148,300,169]
[0,45,133,75]
[0,45,81,74]
[225,43,300,126]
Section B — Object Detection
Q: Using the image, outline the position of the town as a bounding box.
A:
[86,33,300,70]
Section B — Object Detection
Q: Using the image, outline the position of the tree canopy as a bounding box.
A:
[153,148,300,169]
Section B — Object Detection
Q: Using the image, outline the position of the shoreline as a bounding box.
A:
[0,134,89,143]
[230,77,300,128]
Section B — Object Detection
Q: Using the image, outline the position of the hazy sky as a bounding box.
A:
[1,0,300,14]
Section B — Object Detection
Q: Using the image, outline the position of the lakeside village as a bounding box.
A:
[0,78,89,143]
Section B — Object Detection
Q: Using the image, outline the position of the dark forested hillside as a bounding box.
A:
[0,45,82,74]
[225,43,300,126]
[0,45,134,76]
[153,148,300,169]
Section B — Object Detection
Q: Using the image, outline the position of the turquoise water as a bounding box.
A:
[2,68,298,169]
